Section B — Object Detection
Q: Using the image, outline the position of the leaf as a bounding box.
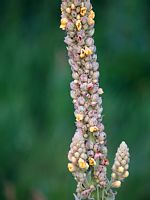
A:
[106,194,115,200]
[73,193,81,200]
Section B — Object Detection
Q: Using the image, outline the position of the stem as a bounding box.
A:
[102,189,104,200]
[97,186,100,200]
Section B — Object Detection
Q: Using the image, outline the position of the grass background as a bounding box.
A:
[0,0,150,199]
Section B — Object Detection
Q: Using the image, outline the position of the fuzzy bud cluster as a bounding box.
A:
[111,141,130,188]
[60,0,130,199]
[60,0,108,198]
[68,131,88,171]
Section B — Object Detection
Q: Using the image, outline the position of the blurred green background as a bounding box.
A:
[0,0,150,199]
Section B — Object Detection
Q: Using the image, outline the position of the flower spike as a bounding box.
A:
[60,0,130,199]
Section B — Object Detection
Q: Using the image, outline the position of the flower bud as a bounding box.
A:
[111,141,130,186]
[112,181,121,188]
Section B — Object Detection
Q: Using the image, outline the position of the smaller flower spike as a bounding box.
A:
[111,141,130,188]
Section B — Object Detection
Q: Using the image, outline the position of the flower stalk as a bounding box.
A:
[60,0,130,199]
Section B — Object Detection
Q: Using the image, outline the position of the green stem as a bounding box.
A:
[97,186,100,200]
[102,189,104,200]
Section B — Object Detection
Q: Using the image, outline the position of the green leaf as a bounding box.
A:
[74,193,81,200]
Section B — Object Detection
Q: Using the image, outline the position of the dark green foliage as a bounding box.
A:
[0,0,150,199]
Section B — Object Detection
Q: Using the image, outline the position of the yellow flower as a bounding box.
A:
[78,158,89,170]
[89,126,99,132]
[87,10,95,26]
[76,20,82,31]
[87,17,95,26]
[60,18,68,30]
[89,157,96,166]
[75,113,84,121]
[68,163,76,172]
[89,10,95,19]
[80,48,86,58]
[80,7,87,16]
[85,46,93,56]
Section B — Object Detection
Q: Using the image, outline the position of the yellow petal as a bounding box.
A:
[75,113,84,121]
[68,163,76,172]
[85,46,93,55]
[89,157,96,166]
[80,7,87,16]
[78,158,89,170]
[88,17,95,26]
[80,48,86,58]
[60,18,68,30]
[89,10,95,19]
[76,20,82,31]
[89,126,99,132]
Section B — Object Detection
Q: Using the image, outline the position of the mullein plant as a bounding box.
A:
[60,0,130,199]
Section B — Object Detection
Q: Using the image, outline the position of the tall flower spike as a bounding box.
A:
[111,141,130,188]
[60,0,130,199]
